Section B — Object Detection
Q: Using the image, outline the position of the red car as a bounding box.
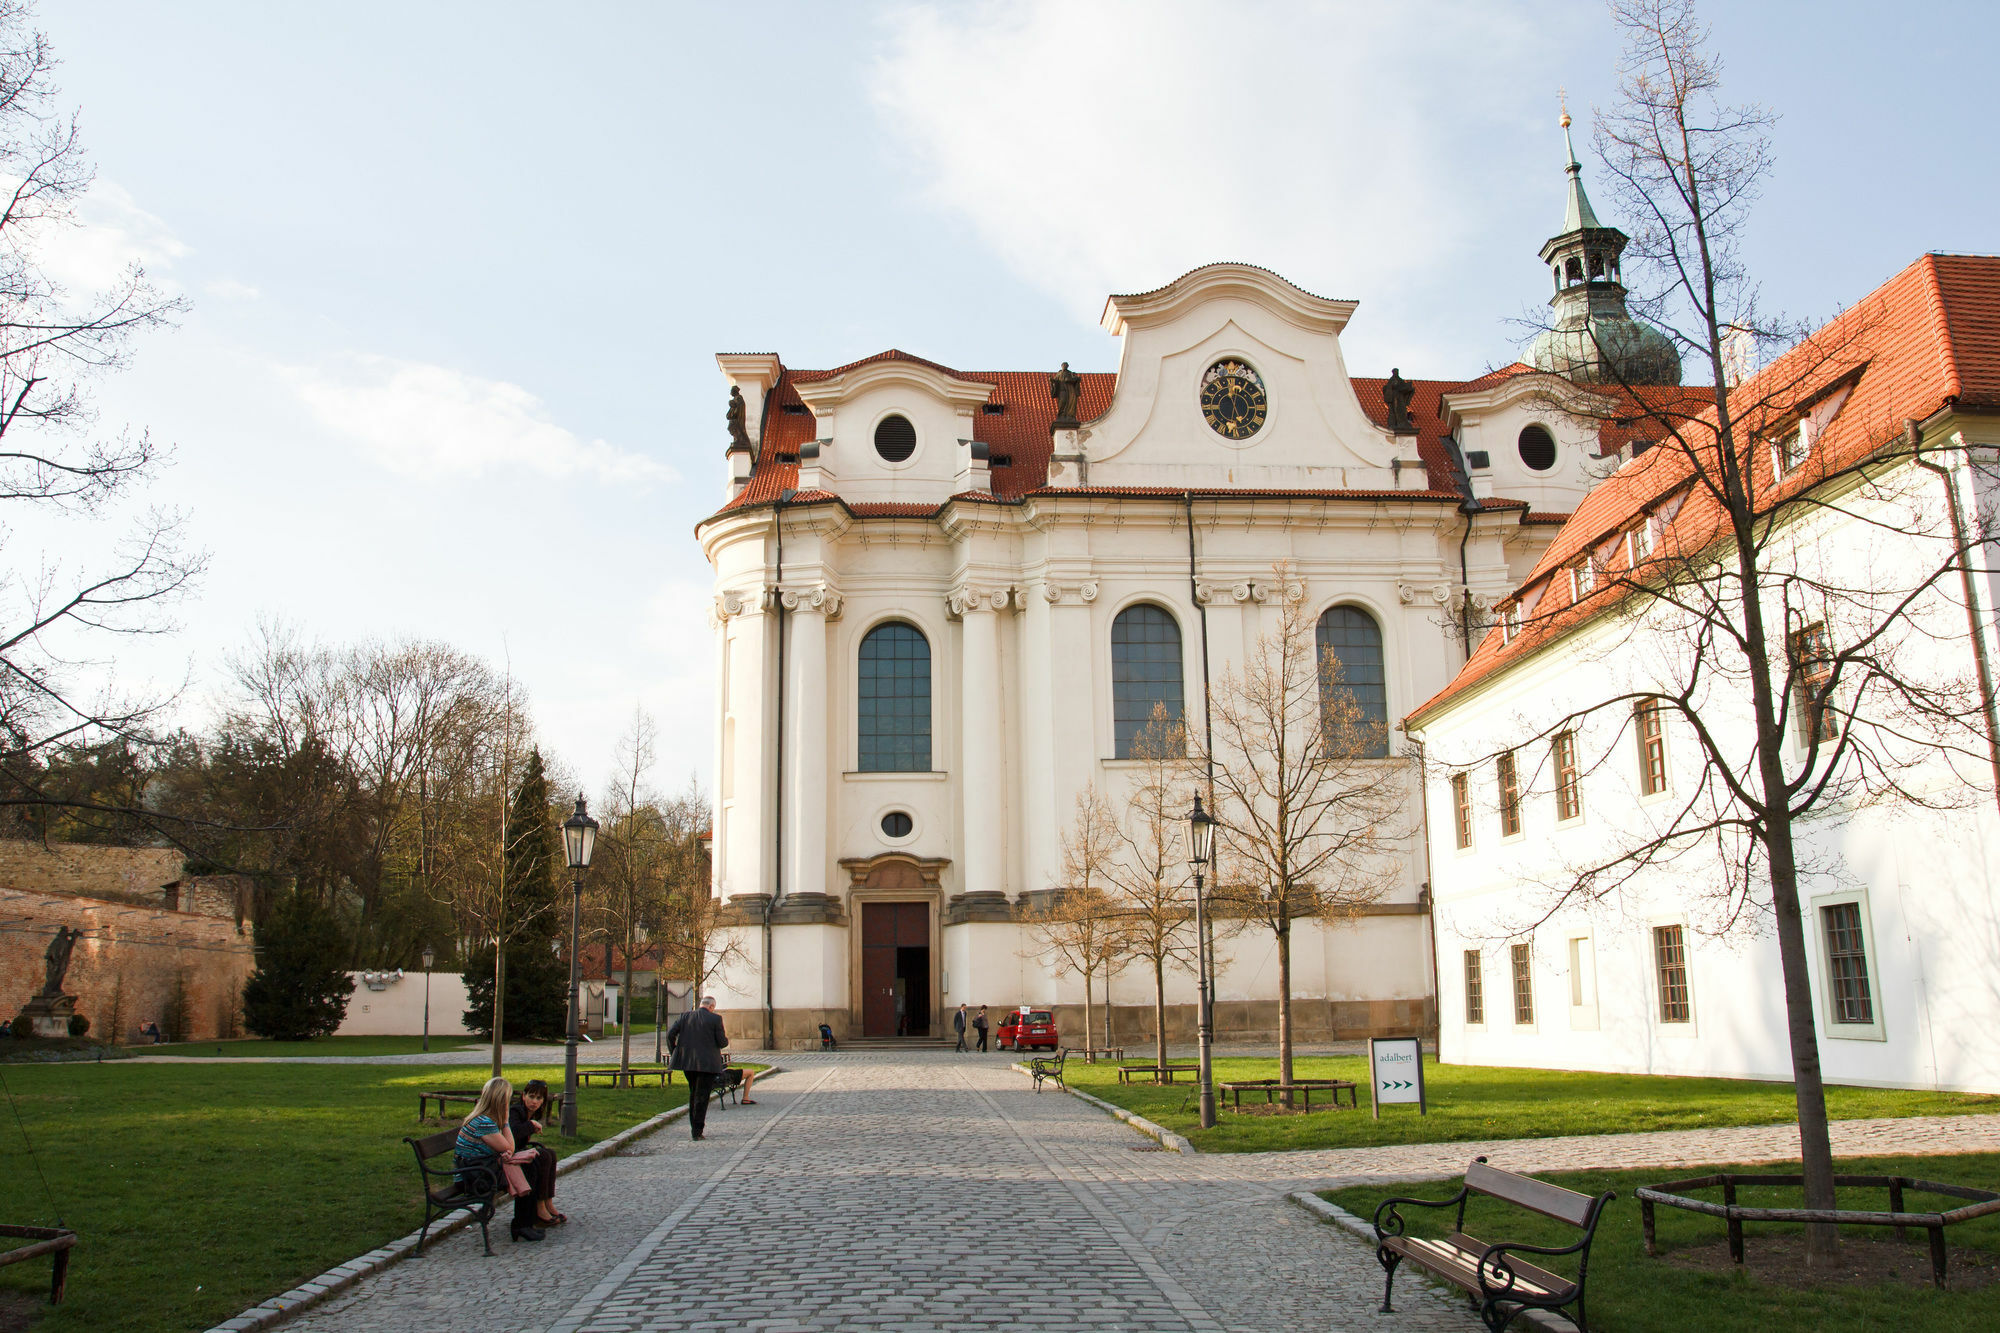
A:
[998,1008,1059,1051]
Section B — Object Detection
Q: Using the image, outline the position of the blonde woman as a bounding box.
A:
[454,1077,544,1243]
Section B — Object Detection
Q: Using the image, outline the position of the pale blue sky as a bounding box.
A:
[40,0,1997,797]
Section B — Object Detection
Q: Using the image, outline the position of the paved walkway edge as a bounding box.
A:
[202,1067,785,1333]
[1011,1061,1197,1153]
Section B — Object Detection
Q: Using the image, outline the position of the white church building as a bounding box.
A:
[697,135,1692,1046]
[1407,251,2000,1095]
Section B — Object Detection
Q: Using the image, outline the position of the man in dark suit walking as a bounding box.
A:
[667,995,729,1141]
[953,1003,968,1052]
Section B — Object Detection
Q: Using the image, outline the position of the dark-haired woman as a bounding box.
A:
[509,1080,565,1228]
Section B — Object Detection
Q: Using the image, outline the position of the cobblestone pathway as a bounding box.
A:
[284,1054,2000,1333]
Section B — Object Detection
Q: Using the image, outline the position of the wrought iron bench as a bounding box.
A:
[1373,1157,1615,1331]
[404,1128,507,1257]
[1029,1048,1068,1093]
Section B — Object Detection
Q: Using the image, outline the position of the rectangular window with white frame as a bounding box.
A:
[1553,730,1582,822]
[1567,934,1598,1030]
[1789,621,1839,746]
[1511,942,1535,1026]
[1635,700,1668,797]
[1451,773,1473,850]
[1653,923,1693,1023]
[1497,751,1521,838]
[1463,950,1484,1025]
[1814,893,1884,1040]
[1772,424,1809,477]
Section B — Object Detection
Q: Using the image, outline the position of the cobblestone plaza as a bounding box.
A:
[283,1054,2000,1332]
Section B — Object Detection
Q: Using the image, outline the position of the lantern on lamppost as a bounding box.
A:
[1186,794,1219,1130]
[420,945,435,1052]
[560,794,599,1138]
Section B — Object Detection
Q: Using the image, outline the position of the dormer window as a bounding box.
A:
[874,414,917,462]
[1569,558,1596,601]
[1772,425,1808,477]
[1501,604,1522,644]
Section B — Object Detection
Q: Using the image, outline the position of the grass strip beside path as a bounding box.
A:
[0,1059,706,1332]
[1065,1055,1999,1153]
[138,1034,486,1058]
[1321,1153,2000,1333]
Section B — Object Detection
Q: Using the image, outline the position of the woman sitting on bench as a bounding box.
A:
[509,1079,566,1230]
[453,1077,543,1244]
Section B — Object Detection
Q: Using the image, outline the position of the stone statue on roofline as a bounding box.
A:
[1050,362,1083,428]
[726,384,753,453]
[1382,368,1417,433]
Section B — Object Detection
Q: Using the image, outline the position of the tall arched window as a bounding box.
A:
[1111,604,1184,758]
[1317,606,1389,757]
[858,622,931,772]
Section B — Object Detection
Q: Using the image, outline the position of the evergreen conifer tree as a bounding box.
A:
[463,749,570,1039]
[241,890,356,1040]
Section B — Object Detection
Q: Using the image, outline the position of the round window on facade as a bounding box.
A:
[880,810,914,839]
[874,415,917,462]
[1518,424,1558,472]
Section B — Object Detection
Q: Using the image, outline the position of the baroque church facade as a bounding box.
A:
[698,128,1682,1046]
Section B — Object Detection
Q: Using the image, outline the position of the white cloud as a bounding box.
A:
[872,0,1569,362]
[204,277,260,301]
[279,353,676,485]
[34,177,188,294]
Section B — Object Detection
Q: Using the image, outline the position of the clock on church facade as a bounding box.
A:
[1200,358,1266,439]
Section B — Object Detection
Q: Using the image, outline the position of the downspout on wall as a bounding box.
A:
[1911,418,2000,814]
[765,490,794,1049]
[1442,432,1482,662]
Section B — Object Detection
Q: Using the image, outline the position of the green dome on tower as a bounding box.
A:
[1526,110,1682,387]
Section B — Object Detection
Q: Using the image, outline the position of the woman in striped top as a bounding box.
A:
[454,1077,545,1243]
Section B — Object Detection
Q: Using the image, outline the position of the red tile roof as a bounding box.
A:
[709,354,1539,520]
[1408,252,2000,727]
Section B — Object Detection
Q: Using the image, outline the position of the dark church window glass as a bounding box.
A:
[874,414,916,462]
[1518,424,1558,471]
[1317,606,1389,757]
[880,811,913,839]
[1111,604,1184,758]
[858,622,930,771]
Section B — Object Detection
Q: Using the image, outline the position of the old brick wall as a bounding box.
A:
[0,841,186,903]
[2,869,256,1044]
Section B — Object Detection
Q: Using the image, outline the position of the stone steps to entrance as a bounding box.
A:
[834,1036,959,1050]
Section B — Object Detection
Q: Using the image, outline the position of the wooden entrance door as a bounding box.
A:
[861,901,928,1037]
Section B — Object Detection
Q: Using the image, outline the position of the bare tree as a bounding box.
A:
[1430,0,2000,1262]
[595,706,674,1075]
[649,777,739,1004]
[1024,786,1128,1051]
[1101,711,1202,1069]
[1201,564,1410,1093]
[0,0,194,827]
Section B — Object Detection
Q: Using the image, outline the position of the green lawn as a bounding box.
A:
[139,1034,487,1058]
[1065,1055,2000,1153]
[0,1059,698,1332]
[1321,1153,2000,1332]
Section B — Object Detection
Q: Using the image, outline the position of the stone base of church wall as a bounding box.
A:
[1042,996,1435,1049]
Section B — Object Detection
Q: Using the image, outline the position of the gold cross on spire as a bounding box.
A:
[1558,86,1570,130]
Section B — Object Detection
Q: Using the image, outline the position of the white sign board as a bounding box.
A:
[1369,1036,1427,1118]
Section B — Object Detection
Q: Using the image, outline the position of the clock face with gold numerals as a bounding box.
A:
[1200,359,1267,440]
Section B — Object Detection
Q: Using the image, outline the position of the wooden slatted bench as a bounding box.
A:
[1372,1157,1615,1331]
[579,1066,670,1088]
[1117,1062,1200,1085]
[1219,1078,1358,1112]
[404,1128,507,1257]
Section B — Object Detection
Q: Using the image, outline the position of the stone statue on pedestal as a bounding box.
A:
[1050,362,1083,427]
[1382,368,1417,433]
[726,384,753,452]
[15,925,85,1038]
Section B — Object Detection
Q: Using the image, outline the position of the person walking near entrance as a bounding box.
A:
[953,1003,968,1052]
[667,995,728,1141]
[973,1005,989,1053]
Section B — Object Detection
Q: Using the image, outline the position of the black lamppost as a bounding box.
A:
[1186,794,1219,1130]
[560,793,599,1138]
[420,946,435,1052]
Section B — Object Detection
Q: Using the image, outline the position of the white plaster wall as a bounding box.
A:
[335,971,477,1037]
[1420,450,2000,1092]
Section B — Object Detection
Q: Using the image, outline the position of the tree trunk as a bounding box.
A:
[1153,955,1168,1069]
[489,944,506,1080]
[1276,920,1295,1103]
[1768,816,1840,1258]
[619,918,635,1076]
[1081,964,1094,1053]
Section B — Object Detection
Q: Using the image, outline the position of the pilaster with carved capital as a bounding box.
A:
[778,583,843,619]
[946,584,1014,617]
